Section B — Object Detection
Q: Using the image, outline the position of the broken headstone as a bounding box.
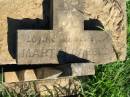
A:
[17,0,117,64]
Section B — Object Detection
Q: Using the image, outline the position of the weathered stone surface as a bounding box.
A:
[0,0,127,64]
[17,0,117,64]
[57,63,95,76]
[5,77,80,96]
[83,0,127,61]
[4,63,94,83]
[71,63,95,76]
[35,67,62,79]
[4,72,19,82]
[18,30,117,64]
[0,0,43,64]
[4,67,62,83]
[18,69,37,81]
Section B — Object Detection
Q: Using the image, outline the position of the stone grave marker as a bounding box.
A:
[0,0,126,64]
[2,0,127,96]
[17,0,117,64]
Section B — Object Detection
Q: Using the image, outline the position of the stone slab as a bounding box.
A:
[17,0,120,65]
[4,64,94,83]
[56,63,95,76]
[17,30,117,64]
[71,63,95,76]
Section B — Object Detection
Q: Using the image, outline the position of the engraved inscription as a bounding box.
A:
[20,48,112,58]
[18,30,116,64]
